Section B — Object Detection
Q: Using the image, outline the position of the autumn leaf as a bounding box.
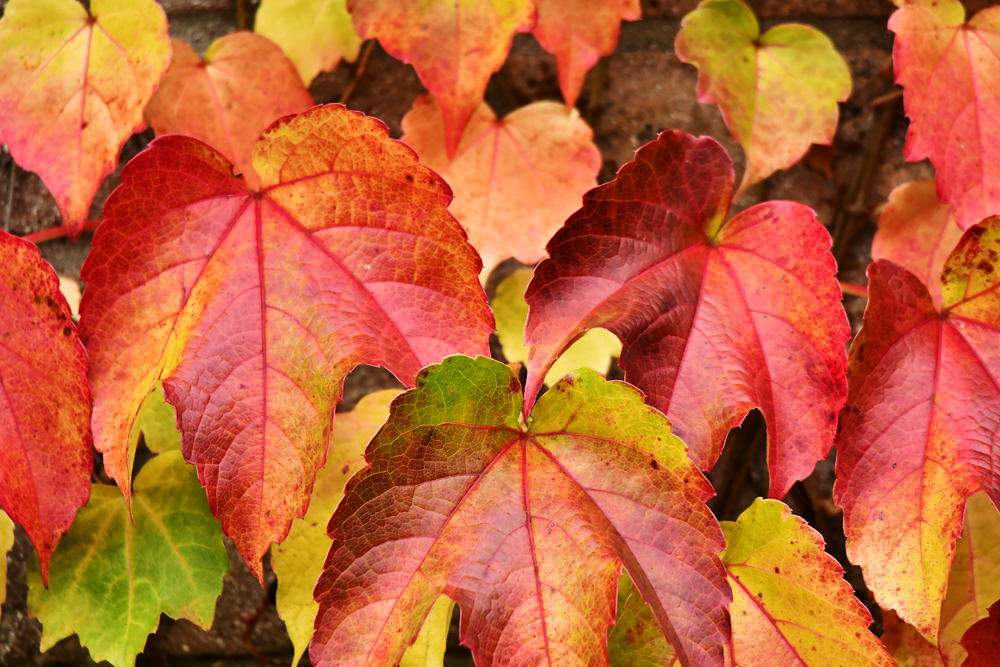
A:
[134,381,181,454]
[834,217,1000,640]
[890,0,1000,230]
[960,598,1000,666]
[311,355,731,667]
[0,231,92,582]
[400,596,456,667]
[608,574,680,667]
[872,179,964,309]
[0,0,170,237]
[523,130,850,500]
[78,105,494,580]
[348,0,534,157]
[271,388,400,667]
[255,0,362,85]
[144,33,315,189]
[531,0,641,108]
[401,95,601,277]
[27,450,229,667]
[881,609,945,667]
[0,511,14,624]
[494,268,620,386]
[939,492,1000,666]
[674,0,851,196]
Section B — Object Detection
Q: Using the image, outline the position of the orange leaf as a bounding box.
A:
[144,33,315,189]
[401,94,601,276]
[0,0,170,237]
[348,0,534,157]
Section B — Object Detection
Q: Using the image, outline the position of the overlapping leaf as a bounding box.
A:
[144,33,315,188]
[311,355,730,667]
[523,130,850,499]
[880,610,944,667]
[399,596,456,667]
[402,95,601,276]
[0,231,92,581]
[27,451,229,667]
[271,388,400,667]
[134,382,182,454]
[348,0,534,157]
[494,268,620,386]
[0,510,15,623]
[834,217,1000,640]
[255,0,362,85]
[675,0,850,195]
[608,574,680,667]
[78,105,494,579]
[872,179,963,309]
[0,0,170,237]
[891,0,1000,229]
[938,492,1000,666]
[531,0,641,108]
[960,599,1000,666]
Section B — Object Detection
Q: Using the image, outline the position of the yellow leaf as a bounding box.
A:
[400,595,455,667]
[255,0,362,85]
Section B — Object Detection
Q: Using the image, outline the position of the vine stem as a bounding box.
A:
[21,219,101,244]
[339,40,376,106]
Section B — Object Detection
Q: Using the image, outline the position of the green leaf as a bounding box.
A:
[494,268,620,386]
[27,451,229,667]
[271,388,401,667]
[608,573,679,667]
[400,596,456,667]
[135,382,181,453]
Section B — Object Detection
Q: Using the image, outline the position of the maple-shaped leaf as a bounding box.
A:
[144,33,315,189]
[27,450,229,667]
[834,216,1000,640]
[674,0,851,196]
[0,0,170,237]
[311,355,731,667]
[881,609,945,667]
[531,0,641,108]
[891,0,1000,230]
[0,231,92,582]
[271,388,399,667]
[608,574,680,667]
[872,179,964,309]
[348,0,534,157]
[939,492,1000,666]
[255,0,362,85]
[401,95,601,277]
[494,268,620,386]
[523,130,850,500]
[960,598,1000,666]
[78,105,494,579]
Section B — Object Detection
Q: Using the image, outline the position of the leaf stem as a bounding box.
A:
[839,281,868,298]
[339,40,376,106]
[21,219,101,244]
[236,0,247,31]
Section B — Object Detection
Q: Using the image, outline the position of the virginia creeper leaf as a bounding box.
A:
[834,217,1000,640]
[531,0,641,108]
[311,355,730,667]
[348,0,534,157]
[27,450,229,667]
[872,180,964,310]
[494,268,620,386]
[0,510,15,623]
[523,130,850,499]
[891,0,1000,230]
[960,599,1000,666]
[0,0,170,237]
[674,0,851,196]
[271,388,400,667]
[401,95,602,277]
[400,596,456,667]
[144,33,315,189]
[0,230,92,582]
[608,574,680,667]
[134,381,181,454]
[255,0,362,85]
[880,609,945,667]
[939,492,1000,666]
[78,105,494,579]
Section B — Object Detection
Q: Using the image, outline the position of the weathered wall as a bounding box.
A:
[0,0,976,663]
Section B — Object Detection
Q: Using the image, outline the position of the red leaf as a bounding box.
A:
[347,0,534,157]
[78,105,493,579]
[144,33,315,189]
[523,130,849,499]
[961,599,1000,667]
[891,0,1000,229]
[0,231,92,583]
[531,0,641,108]
[834,217,1000,639]
[311,356,730,667]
